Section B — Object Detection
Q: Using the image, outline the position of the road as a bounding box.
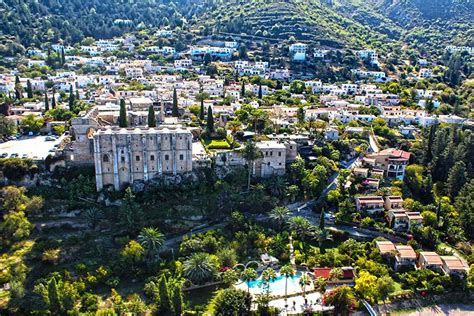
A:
[369,132,380,153]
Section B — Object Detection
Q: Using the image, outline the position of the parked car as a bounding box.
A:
[45,136,55,141]
[22,154,28,158]
[10,153,19,158]
[0,153,8,158]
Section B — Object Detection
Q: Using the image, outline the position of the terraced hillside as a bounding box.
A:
[196,0,404,47]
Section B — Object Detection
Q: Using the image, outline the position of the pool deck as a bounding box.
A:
[267,292,334,315]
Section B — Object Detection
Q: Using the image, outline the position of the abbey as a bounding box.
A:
[93,126,193,191]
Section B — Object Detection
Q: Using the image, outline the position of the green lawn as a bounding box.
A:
[201,138,231,150]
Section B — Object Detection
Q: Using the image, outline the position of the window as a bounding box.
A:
[136,155,140,161]
[179,154,184,160]
[150,155,155,161]
[278,152,282,157]
[103,154,109,162]
[121,156,125,162]
[165,154,169,161]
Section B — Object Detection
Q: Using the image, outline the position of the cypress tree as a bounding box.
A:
[258,83,263,99]
[158,276,172,314]
[447,161,467,199]
[148,105,156,127]
[319,209,325,230]
[119,99,128,127]
[44,92,49,112]
[206,106,214,133]
[68,86,75,111]
[60,47,66,65]
[26,80,33,98]
[172,88,179,117]
[199,99,205,121]
[75,89,80,100]
[172,286,183,316]
[51,91,57,109]
[48,277,62,314]
[15,75,22,99]
[241,81,245,96]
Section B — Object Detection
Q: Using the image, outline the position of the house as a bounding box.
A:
[125,67,143,79]
[289,43,307,61]
[385,196,404,210]
[440,256,469,277]
[388,209,409,231]
[353,168,369,178]
[253,141,288,177]
[406,212,423,230]
[364,148,410,180]
[357,49,379,65]
[28,60,47,68]
[370,169,385,179]
[363,178,380,190]
[395,245,417,270]
[418,252,443,272]
[375,240,396,255]
[419,68,433,78]
[174,59,192,70]
[355,196,385,214]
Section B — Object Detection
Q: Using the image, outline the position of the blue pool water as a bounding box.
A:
[245,273,303,294]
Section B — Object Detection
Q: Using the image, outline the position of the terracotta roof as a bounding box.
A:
[441,256,468,270]
[376,241,396,254]
[379,148,411,160]
[386,196,403,202]
[406,212,423,220]
[419,252,442,265]
[396,245,416,259]
[357,196,384,204]
[314,268,332,279]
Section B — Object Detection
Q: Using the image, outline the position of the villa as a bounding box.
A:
[364,148,411,180]
[394,245,417,270]
[375,240,396,255]
[355,196,385,214]
[385,195,404,210]
[418,252,443,272]
[440,256,469,277]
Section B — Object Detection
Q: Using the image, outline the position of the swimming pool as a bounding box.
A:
[237,272,308,296]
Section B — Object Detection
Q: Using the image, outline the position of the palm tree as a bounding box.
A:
[183,253,217,285]
[83,208,104,229]
[280,265,296,308]
[240,267,258,295]
[261,267,277,294]
[260,267,277,310]
[226,120,242,149]
[269,206,291,231]
[299,273,312,299]
[137,227,165,261]
[266,176,288,196]
[241,141,263,191]
[288,216,317,241]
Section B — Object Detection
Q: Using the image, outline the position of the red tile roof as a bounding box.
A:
[314,268,332,279]
[379,148,411,160]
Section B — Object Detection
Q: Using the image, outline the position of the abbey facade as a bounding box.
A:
[93,126,193,191]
